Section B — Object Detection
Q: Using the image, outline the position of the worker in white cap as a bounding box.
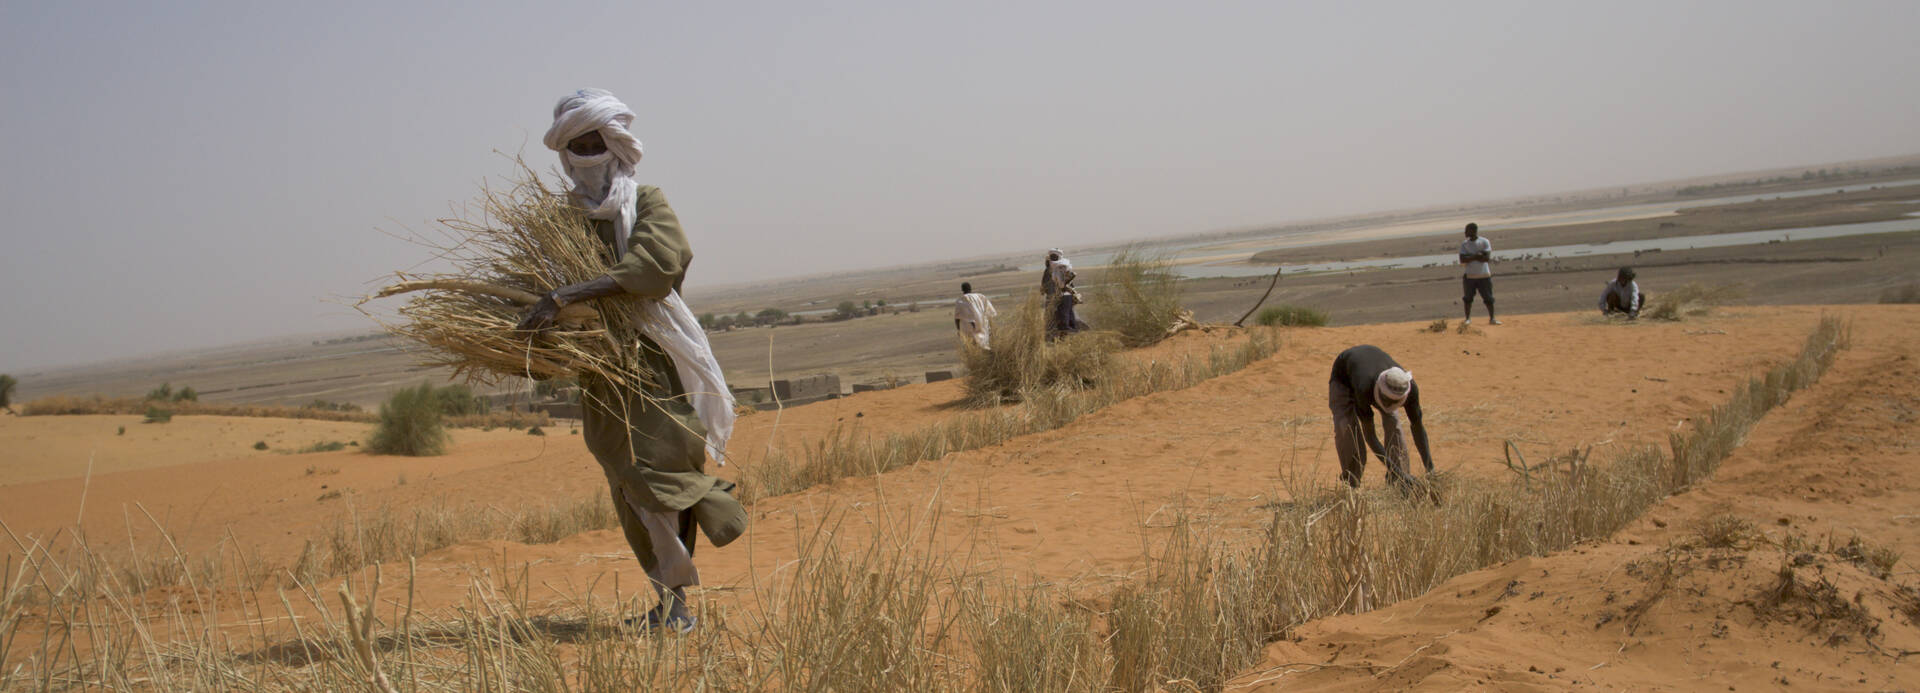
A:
[1328,345,1433,490]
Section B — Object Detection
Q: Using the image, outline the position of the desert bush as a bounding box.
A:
[0,373,16,412]
[172,386,197,402]
[142,405,172,423]
[305,399,362,412]
[1645,282,1745,321]
[145,382,172,401]
[434,383,489,416]
[252,441,269,450]
[1425,318,1449,333]
[1255,304,1328,327]
[527,425,545,436]
[1086,245,1186,347]
[961,290,1120,405]
[366,382,449,456]
[1880,282,1920,304]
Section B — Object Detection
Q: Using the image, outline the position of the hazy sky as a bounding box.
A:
[3,1,1917,371]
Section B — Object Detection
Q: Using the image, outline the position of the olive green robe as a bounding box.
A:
[580,185,745,571]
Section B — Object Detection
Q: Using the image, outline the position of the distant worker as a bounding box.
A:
[1458,223,1501,326]
[954,282,998,348]
[1599,267,1647,319]
[1041,249,1084,337]
[1328,345,1433,490]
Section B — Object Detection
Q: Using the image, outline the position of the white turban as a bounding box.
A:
[544,89,644,245]
[1375,367,1413,410]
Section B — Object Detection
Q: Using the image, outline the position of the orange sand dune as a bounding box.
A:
[5,306,1916,690]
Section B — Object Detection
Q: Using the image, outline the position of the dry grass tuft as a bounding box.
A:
[1085,245,1187,347]
[961,290,1120,406]
[358,159,665,408]
[1645,282,1746,321]
[1690,513,1756,549]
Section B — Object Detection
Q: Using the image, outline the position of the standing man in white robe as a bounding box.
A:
[954,282,997,349]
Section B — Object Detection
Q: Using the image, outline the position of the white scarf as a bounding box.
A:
[546,89,736,464]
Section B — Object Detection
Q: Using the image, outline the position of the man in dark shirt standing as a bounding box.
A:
[1329,345,1434,490]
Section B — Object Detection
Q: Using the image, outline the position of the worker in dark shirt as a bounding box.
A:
[1329,345,1433,490]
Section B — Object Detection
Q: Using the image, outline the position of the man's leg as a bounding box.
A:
[1329,380,1366,488]
[1479,279,1500,325]
[618,489,700,632]
[1461,277,1475,322]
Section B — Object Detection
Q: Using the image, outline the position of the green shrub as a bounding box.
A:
[527,426,546,436]
[367,382,449,456]
[143,406,173,424]
[1086,245,1186,347]
[434,384,489,416]
[172,386,197,402]
[253,441,269,451]
[146,383,173,401]
[117,426,125,435]
[0,373,16,412]
[1255,304,1328,327]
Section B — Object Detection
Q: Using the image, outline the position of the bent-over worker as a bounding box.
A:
[1599,267,1647,319]
[1329,345,1434,490]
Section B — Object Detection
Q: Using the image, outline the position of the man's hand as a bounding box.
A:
[514,276,626,333]
[515,293,563,332]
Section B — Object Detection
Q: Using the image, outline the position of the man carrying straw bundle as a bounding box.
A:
[1328,345,1434,491]
[515,88,745,634]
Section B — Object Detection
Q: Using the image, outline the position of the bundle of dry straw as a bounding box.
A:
[358,160,660,392]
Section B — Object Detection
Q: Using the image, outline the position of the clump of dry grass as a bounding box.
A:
[961,290,1120,405]
[1645,282,1746,321]
[1691,513,1756,549]
[1085,245,1186,347]
[359,159,663,403]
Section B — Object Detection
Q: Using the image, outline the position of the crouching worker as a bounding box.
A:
[1599,267,1647,319]
[1329,345,1434,491]
[514,89,746,634]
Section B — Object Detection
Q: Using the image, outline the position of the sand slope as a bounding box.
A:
[5,306,1916,689]
[1232,307,1920,691]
